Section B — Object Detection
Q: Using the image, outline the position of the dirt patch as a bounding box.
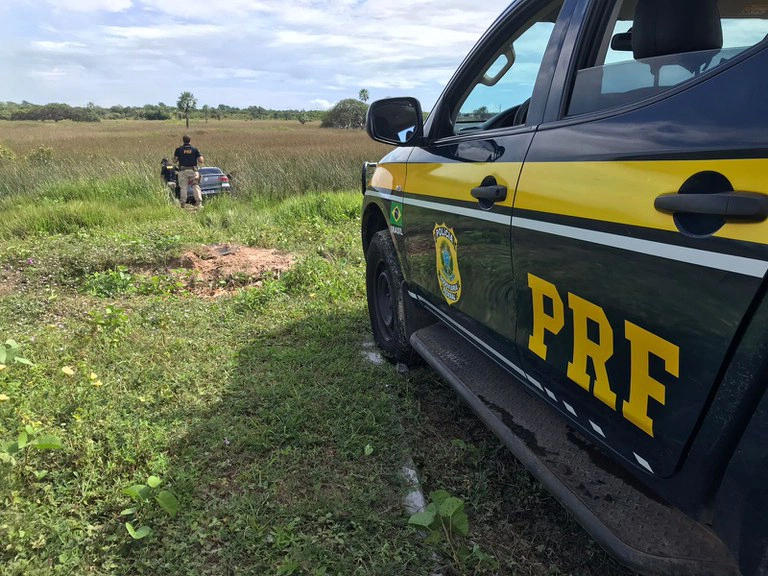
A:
[0,269,21,297]
[0,244,294,299]
[170,244,294,297]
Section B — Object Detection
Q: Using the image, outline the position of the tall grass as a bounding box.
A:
[0,174,175,240]
[0,119,390,202]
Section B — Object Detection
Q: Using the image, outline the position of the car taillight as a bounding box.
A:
[219,176,229,182]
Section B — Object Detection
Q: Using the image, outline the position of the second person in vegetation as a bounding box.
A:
[160,158,178,200]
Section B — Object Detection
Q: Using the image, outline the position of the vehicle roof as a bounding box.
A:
[198,167,223,173]
[617,0,768,19]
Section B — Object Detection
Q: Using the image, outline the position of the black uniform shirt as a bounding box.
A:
[161,164,177,183]
[174,144,201,168]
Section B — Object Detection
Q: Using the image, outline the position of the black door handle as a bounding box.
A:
[471,184,507,202]
[655,192,768,222]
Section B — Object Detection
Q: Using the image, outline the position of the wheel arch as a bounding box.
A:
[362,204,435,354]
[362,201,388,256]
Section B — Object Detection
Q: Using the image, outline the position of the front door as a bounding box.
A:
[403,0,572,375]
[512,0,768,477]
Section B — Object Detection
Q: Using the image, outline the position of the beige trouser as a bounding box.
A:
[177,168,202,206]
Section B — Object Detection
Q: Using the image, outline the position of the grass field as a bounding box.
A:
[0,119,632,575]
[0,119,391,202]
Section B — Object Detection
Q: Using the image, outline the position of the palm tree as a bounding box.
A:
[358,89,369,103]
[177,92,197,128]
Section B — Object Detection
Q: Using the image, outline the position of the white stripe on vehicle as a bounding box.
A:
[512,217,768,279]
[367,190,768,278]
[406,290,525,377]
[366,190,510,225]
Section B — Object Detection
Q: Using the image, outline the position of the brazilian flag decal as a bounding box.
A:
[390,202,403,226]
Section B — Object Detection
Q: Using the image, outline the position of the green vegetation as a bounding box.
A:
[0,101,330,124]
[409,489,499,573]
[0,188,433,575]
[0,120,390,204]
[120,474,180,540]
[177,92,197,129]
[0,121,630,575]
[3,102,101,123]
[321,99,369,129]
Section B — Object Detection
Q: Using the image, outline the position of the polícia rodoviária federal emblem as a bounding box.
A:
[433,224,461,305]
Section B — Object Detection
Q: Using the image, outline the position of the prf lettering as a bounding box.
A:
[527,273,679,438]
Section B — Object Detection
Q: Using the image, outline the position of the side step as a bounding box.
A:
[410,323,739,576]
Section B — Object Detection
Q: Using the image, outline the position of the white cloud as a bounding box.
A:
[102,24,225,40]
[310,99,333,110]
[45,0,132,12]
[28,68,70,80]
[31,41,87,51]
[138,0,275,16]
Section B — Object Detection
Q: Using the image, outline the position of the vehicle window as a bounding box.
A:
[453,0,565,134]
[567,0,768,117]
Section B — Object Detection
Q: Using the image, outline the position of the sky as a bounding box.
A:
[0,0,513,111]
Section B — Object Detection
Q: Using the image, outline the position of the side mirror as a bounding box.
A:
[366,97,424,147]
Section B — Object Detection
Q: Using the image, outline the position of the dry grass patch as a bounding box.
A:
[0,119,391,201]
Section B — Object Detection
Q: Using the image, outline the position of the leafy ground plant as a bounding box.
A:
[409,489,498,573]
[84,267,184,298]
[120,475,179,540]
[0,423,62,483]
[0,339,34,367]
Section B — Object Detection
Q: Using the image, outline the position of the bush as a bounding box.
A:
[70,108,101,123]
[0,143,16,162]
[321,99,368,129]
[143,108,172,121]
[26,146,54,166]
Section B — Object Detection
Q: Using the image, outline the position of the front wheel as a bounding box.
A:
[366,229,416,364]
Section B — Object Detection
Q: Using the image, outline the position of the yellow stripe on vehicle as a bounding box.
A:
[516,159,768,245]
[371,162,408,192]
[404,162,524,208]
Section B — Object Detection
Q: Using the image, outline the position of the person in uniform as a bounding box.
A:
[160,158,178,200]
[173,135,205,208]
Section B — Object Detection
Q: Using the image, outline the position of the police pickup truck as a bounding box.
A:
[361,0,768,574]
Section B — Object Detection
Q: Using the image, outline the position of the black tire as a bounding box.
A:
[366,229,416,364]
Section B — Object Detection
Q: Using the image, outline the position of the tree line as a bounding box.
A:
[0,101,327,123]
[0,89,373,129]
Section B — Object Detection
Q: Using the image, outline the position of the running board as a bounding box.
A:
[410,324,739,576]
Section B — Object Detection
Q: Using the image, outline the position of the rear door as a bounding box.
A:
[512,0,768,477]
[402,0,574,373]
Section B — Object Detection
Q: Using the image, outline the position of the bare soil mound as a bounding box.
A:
[171,244,294,297]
